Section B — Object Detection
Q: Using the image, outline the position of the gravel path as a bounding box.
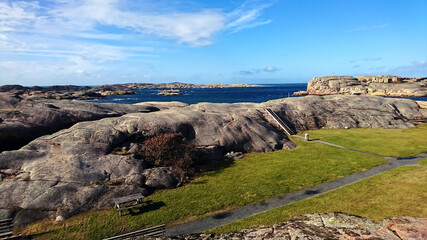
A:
[166,138,427,236]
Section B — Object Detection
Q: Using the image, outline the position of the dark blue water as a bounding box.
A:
[84,83,308,105]
[82,83,427,105]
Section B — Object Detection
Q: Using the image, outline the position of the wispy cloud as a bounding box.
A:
[240,70,254,75]
[264,66,280,72]
[226,2,273,33]
[0,0,274,84]
[349,57,383,64]
[389,60,427,76]
[1,0,272,47]
[239,66,281,75]
[347,24,390,32]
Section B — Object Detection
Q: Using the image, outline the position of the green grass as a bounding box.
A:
[211,166,427,233]
[300,123,427,157]
[19,137,385,239]
[419,158,427,166]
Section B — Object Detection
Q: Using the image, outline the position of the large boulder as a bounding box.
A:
[143,167,179,189]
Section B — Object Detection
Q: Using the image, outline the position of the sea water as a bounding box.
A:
[84,83,308,105]
[83,83,427,105]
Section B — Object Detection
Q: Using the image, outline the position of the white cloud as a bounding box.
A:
[137,10,226,46]
[227,3,272,33]
[0,0,274,84]
[1,0,273,49]
[239,66,281,75]
[0,1,42,31]
[347,24,390,33]
[264,66,280,72]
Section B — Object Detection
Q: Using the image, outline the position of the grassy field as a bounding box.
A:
[299,123,427,157]
[211,166,427,233]
[419,158,427,165]
[18,137,385,239]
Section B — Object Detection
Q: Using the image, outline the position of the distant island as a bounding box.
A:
[0,82,265,100]
[158,89,184,96]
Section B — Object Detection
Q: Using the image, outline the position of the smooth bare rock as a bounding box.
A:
[0,92,160,152]
[133,101,189,110]
[0,95,426,226]
[293,90,308,95]
[143,167,179,189]
[163,213,427,240]
[306,75,427,97]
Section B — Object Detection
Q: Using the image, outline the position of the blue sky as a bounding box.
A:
[0,0,426,86]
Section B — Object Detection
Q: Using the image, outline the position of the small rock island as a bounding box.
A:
[158,89,183,96]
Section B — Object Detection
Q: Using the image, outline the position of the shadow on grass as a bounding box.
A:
[196,159,236,178]
[122,201,166,216]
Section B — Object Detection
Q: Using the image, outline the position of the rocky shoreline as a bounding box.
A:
[294,75,427,97]
[0,82,264,100]
[1,90,426,226]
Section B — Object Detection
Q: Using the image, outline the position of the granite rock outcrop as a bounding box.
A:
[303,75,427,97]
[0,95,426,226]
[0,92,176,152]
[164,212,427,240]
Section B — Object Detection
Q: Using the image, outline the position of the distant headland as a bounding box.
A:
[0,82,265,100]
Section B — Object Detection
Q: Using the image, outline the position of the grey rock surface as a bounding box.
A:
[0,95,425,226]
[161,213,427,240]
[143,167,179,189]
[305,75,427,97]
[0,92,183,152]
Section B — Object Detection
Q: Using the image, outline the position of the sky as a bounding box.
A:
[0,0,426,86]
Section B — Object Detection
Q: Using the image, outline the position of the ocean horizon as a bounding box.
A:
[83,83,308,105]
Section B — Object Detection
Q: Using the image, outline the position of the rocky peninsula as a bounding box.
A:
[0,89,426,226]
[294,75,427,97]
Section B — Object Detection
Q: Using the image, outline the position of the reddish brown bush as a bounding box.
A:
[139,133,194,181]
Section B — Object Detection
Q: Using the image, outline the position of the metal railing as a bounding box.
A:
[103,224,166,240]
[265,108,295,135]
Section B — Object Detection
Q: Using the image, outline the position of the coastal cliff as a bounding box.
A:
[295,75,427,97]
[0,94,426,226]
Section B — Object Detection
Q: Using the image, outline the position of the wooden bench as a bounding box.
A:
[102,224,165,240]
[113,193,147,216]
[0,218,13,239]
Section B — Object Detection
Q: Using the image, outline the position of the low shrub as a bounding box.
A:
[138,133,195,183]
